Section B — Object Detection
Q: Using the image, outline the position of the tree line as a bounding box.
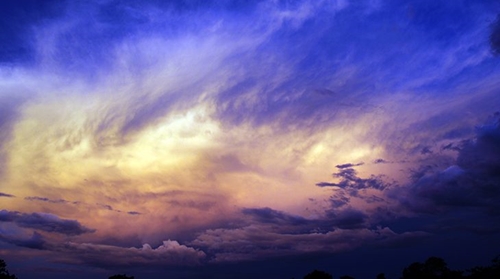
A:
[301,256,500,279]
[0,255,499,279]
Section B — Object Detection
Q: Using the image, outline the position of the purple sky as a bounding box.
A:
[1,1,500,278]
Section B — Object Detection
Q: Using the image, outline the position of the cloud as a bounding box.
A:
[398,117,500,217]
[25,196,70,204]
[0,210,95,236]
[457,119,500,176]
[191,225,428,262]
[56,240,206,267]
[25,196,141,215]
[335,162,364,169]
[127,211,141,215]
[167,200,216,211]
[242,207,309,226]
[0,94,27,178]
[0,1,499,275]
[325,208,367,230]
[317,167,391,193]
[0,192,14,198]
[316,182,338,187]
[0,228,45,250]
[0,0,65,63]
[490,14,500,56]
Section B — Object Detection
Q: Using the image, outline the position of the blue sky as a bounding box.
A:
[1,1,500,278]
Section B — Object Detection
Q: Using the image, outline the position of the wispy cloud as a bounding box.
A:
[0,0,499,276]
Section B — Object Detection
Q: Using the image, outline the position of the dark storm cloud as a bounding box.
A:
[0,192,14,198]
[240,206,372,238]
[320,168,391,192]
[408,165,435,181]
[457,119,500,175]
[0,210,95,235]
[191,224,429,263]
[399,118,500,216]
[326,208,368,230]
[312,115,500,241]
[0,231,45,249]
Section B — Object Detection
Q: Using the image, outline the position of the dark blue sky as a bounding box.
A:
[1,1,500,278]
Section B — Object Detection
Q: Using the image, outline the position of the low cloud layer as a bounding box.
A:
[56,240,206,267]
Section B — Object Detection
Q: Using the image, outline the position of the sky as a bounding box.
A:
[1,0,500,278]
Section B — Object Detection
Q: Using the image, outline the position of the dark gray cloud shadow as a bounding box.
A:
[0,209,95,235]
[0,230,45,249]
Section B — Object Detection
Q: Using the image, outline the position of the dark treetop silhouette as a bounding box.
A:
[1,255,500,279]
[0,260,17,279]
[303,270,333,279]
[108,275,134,279]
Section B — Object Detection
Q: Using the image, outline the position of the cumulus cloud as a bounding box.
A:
[0,210,95,236]
[57,240,206,267]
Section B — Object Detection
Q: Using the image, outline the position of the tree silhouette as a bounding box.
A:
[0,259,17,279]
[376,273,387,279]
[303,269,333,279]
[466,255,500,279]
[109,274,134,279]
[401,257,463,279]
